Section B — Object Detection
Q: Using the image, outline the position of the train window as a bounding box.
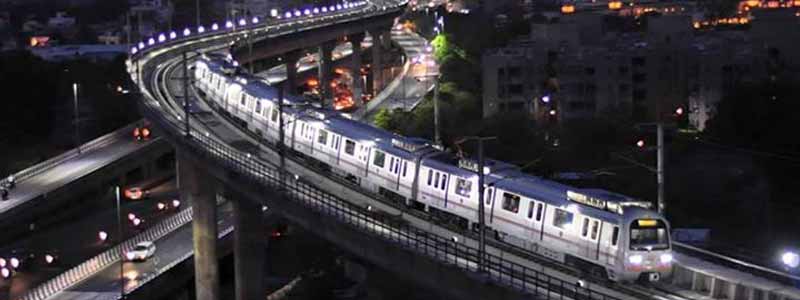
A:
[434,172,440,188]
[591,220,599,240]
[535,203,544,222]
[485,189,493,205]
[402,161,408,177]
[334,135,340,150]
[427,169,433,186]
[501,193,520,213]
[240,93,246,106]
[527,202,535,219]
[392,158,401,174]
[611,226,619,246]
[373,150,386,168]
[271,108,278,122]
[553,209,574,230]
[345,140,355,155]
[255,101,262,114]
[440,174,447,191]
[455,178,471,197]
[318,130,328,145]
[581,218,590,237]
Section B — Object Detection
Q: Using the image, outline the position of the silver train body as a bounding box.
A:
[193,56,673,282]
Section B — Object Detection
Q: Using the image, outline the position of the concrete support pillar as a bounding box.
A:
[368,29,386,95]
[317,40,336,108]
[283,50,302,95]
[178,153,219,300]
[233,197,266,300]
[348,33,366,106]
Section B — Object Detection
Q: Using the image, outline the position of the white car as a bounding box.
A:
[126,242,156,262]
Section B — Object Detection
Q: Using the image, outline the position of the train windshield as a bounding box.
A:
[629,219,669,251]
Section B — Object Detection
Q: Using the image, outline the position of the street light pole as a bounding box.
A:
[657,122,665,214]
[433,76,441,146]
[72,83,81,153]
[115,186,124,299]
[182,51,190,136]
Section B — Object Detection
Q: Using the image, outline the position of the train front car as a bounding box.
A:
[619,207,672,282]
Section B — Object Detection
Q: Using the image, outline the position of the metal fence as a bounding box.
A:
[18,207,193,300]
[0,121,145,189]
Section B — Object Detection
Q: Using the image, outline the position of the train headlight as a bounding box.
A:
[628,255,643,265]
[660,253,673,264]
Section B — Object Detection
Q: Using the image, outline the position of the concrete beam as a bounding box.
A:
[233,194,266,300]
[348,33,366,106]
[178,152,219,300]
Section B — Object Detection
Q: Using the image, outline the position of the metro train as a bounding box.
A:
[192,55,673,282]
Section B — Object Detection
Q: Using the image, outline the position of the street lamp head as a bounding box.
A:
[782,251,799,268]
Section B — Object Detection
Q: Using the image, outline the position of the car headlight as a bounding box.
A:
[660,253,673,264]
[628,255,643,265]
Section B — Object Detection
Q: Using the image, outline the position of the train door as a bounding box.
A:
[525,200,538,241]
[484,186,496,228]
[605,225,620,266]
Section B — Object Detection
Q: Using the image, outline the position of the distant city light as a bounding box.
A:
[675,107,684,115]
[128,213,136,221]
[1,268,9,278]
[212,23,219,31]
[170,31,177,39]
[147,38,155,45]
[636,140,646,148]
[549,109,557,116]
[542,95,550,103]
[158,34,166,42]
[45,254,55,264]
[252,17,259,24]
[239,18,247,26]
[98,231,108,241]
[294,10,302,17]
[285,12,292,18]
[198,26,206,33]
[183,28,191,36]
[226,21,234,28]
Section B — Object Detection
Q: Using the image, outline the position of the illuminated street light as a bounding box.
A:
[9,258,19,269]
[148,37,155,45]
[212,23,219,31]
[636,139,646,148]
[170,31,177,39]
[98,231,108,241]
[172,199,181,208]
[0,258,5,268]
[782,251,800,269]
[541,95,550,103]
[158,34,166,42]
[128,213,136,221]
[132,218,142,227]
[183,28,191,36]
[45,254,55,264]
[157,202,166,210]
[675,107,684,116]
[198,26,206,33]
[271,9,279,17]
[549,109,557,116]
[1,268,9,278]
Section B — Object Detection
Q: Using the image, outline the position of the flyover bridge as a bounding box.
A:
[11,0,800,300]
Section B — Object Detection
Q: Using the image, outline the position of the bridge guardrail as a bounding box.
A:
[0,121,145,189]
[19,207,193,300]
[137,78,624,300]
[674,242,800,285]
